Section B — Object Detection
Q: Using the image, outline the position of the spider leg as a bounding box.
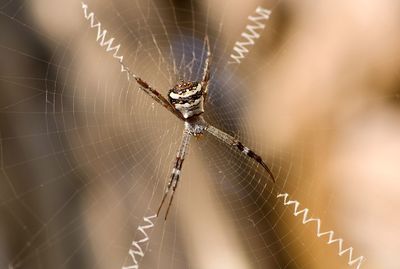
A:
[119,61,184,120]
[206,125,275,182]
[201,35,212,97]
[82,3,182,121]
[157,128,191,220]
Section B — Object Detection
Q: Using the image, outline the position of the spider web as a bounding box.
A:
[0,0,372,268]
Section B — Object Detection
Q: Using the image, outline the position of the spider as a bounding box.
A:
[120,37,274,219]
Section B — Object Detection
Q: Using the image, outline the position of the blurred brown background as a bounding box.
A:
[1,0,400,268]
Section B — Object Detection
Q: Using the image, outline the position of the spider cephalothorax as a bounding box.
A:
[168,81,204,119]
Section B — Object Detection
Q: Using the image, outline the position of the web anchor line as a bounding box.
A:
[122,214,157,269]
[277,193,366,269]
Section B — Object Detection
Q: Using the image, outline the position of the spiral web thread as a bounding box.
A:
[80,1,365,269]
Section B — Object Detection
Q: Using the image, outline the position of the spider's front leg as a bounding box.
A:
[157,128,191,220]
[81,3,183,121]
[206,125,275,182]
[119,62,184,121]
[201,35,212,98]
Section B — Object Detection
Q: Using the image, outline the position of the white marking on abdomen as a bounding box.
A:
[174,96,204,118]
[169,84,202,99]
[174,98,201,108]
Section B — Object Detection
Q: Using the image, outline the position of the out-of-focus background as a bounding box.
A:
[1,0,399,268]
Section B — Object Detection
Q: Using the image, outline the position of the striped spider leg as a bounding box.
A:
[201,35,211,98]
[155,37,274,219]
[119,61,184,121]
[206,125,275,182]
[156,119,275,219]
[157,127,191,219]
[119,35,211,120]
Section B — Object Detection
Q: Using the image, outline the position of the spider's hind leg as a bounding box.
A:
[157,129,191,220]
[206,125,275,182]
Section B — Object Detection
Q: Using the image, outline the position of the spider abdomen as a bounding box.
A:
[168,81,204,119]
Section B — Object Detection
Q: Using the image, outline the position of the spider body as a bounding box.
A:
[101,35,274,219]
[168,81,205,119]
[184,117,207,137]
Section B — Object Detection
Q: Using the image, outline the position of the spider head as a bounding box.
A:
[168,80,204,119]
